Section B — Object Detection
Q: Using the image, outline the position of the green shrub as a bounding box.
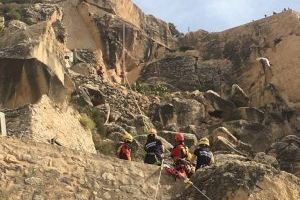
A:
[131,82,169,96]
[6,10,21,20]
[79,114,96,130]
[90,108,106,135]
[0,4,24,21]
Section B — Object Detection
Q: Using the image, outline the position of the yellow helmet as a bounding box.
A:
[199,137,210,146]
[148,128,157,135]
[123,132,133,142]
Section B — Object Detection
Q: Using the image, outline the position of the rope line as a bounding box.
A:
[122,24,151,131]
[154,159,164,200]
[187,180,212,200]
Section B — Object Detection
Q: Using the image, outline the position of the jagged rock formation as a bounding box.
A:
[267,135,300,176]
[61,0,178,82]
[0,137,299,200]
[178,154,300,200]
[0,3,72,109]
[4,95,96,153]
[0,137,183,200]
[0,0,300,199]
[141,10,300,142]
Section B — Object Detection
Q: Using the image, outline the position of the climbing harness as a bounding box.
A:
[154,159,164,200]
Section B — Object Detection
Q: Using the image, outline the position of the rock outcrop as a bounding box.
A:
[0,3,72,109]
[141,10,300,139]
[0,137,183,200]
[60,0,178,82]
[141,56,233,91]
[1,137,299,200]
[268,135,300,176]
[0,1,300,199]
[4,95,96,153]
[178,154,300,200]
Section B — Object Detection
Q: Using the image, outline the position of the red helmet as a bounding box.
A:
[175,133,184,142]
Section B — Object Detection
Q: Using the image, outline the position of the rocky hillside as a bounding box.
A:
[0,0,299,199]
[0,137,299,200]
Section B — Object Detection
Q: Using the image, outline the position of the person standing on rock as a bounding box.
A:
[117,132,134,161]
[193,137,214,170]
[144,128,164,165]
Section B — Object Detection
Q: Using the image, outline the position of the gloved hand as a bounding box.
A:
[183,178,193,185]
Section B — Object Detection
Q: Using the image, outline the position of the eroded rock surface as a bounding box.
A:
[0,137,183,200]
[178,154,300,200]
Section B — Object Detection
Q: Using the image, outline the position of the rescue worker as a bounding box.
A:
[117,132,133,161]
[193,137,214,170]
[144,128,164,165]
[171,133,193,178]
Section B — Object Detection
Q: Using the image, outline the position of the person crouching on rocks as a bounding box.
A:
[193,137,214,170]
[171,133,194,178]
[144,128,164,165]
[117,132,134,161]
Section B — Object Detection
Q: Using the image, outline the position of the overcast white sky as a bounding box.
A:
[133,0,300,32]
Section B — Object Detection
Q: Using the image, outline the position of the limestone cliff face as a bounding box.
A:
[60,0,178,82]
[0,3,72,109]
[4,95,96,153]
[140,10,300,140]
[177,10,300,111]
[0,1,300,200]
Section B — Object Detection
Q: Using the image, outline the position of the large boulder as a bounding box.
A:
[177,154,300,200]
[204,90,236,119]
[230,84,250,107]
[210,127,252,155]
[158,103,176,126]
[0,58,67,109]
[254,152,279,168]
[3,95,96,153]
[223,120,273,152]
[0,5,72,109]
[134,115,155,135]
[82,84,106,106]
[231,107,265,123]
[151,96,206,129]
[267,135,300,177]
[172,97,206,127]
